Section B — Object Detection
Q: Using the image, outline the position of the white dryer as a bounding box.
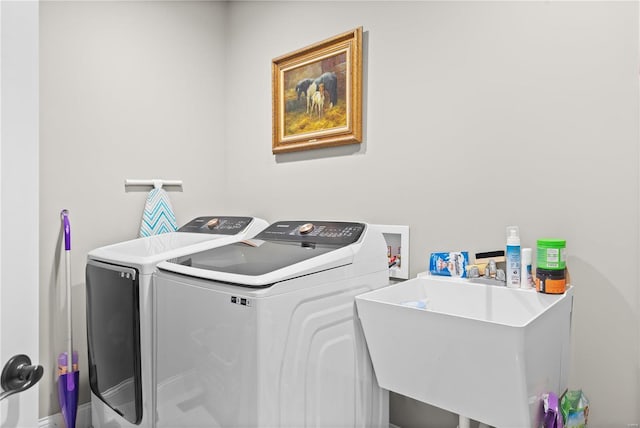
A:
[153,221,390,428]
[85,216,268,428]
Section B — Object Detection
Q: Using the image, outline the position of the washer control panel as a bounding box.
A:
[178,216,254,235]
[255,221,365,245]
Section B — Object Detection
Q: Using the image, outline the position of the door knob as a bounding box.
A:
[0,354,43,401]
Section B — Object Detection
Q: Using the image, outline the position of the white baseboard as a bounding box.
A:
[390,424,402,428]
[39,402,91,428]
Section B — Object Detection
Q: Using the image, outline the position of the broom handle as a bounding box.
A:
[62,210,73,374]
[65,250,73,374]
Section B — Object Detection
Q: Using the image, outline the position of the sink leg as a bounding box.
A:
[458,415,471,428]
[458,415,494,428]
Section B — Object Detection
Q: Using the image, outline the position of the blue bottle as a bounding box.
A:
[506,226,521,288]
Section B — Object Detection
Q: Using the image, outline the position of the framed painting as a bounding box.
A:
[272,27,363,154]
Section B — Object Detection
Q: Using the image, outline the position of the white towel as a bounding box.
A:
[138,187,178,237]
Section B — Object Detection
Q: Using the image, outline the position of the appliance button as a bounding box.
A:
[299,223,314,234]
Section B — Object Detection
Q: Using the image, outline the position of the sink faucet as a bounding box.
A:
[467,258,506,286]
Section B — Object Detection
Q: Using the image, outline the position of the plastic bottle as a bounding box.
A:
[520,247,533,289]
[505,226,521,288]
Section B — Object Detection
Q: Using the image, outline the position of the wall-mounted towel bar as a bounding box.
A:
[124,179,182,189]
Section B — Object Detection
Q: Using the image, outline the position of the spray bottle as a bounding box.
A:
[506,226,521,288]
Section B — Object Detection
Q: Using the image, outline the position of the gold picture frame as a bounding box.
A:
[272,27,363,154]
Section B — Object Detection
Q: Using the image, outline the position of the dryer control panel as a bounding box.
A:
[178,216,255,235]
[255,221,365,246]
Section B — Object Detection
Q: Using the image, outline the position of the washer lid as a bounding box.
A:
[87,232,226,264]
[86,216,268,274]
[170,239,340,276]
[159,221,366,286]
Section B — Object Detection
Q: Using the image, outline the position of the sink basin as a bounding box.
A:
[355,276,573,427]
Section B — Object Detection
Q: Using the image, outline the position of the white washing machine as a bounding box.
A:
[85,216,268,428]
[153,221,390,428]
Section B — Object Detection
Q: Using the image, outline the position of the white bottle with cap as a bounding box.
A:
[505,226,521,288]
[520,247,533,289]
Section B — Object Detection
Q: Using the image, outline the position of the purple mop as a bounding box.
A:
[58,210,78,428]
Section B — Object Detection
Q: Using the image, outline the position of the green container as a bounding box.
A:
[537,239,566,270]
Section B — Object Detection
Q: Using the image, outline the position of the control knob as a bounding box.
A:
[299,223,314,234]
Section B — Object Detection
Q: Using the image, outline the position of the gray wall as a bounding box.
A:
[39,0,228,417]
[39,1,639,426]
[224,2,639,426]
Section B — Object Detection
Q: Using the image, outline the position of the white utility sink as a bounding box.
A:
[355,276,573,428]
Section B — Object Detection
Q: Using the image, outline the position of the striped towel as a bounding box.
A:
[138,187,178,237]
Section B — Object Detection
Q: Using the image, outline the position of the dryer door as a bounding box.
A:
[86,259,142,425]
